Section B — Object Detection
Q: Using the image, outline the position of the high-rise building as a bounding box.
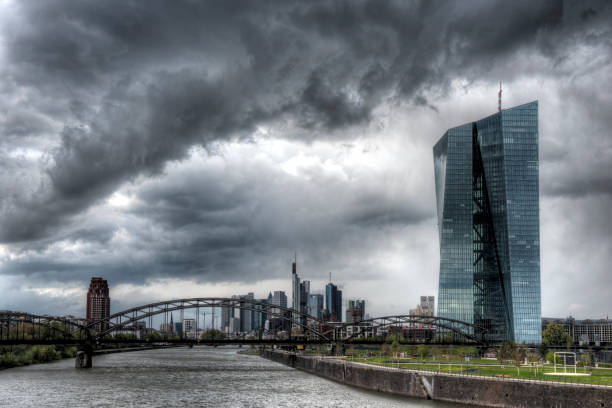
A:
[239,292,254,332]
[434,101,541,344]
[307,294,324,319]
[291,256,300,328]
[346,299,366,323]
[252,298,268,330]
[221,304,231,332]
[268,290,289,333]
[270,291,288,310]
[410,296,435,317]
[299,280,310,325]
[183,318,196,339]
[325,283,342,322]
[86,277,110,332]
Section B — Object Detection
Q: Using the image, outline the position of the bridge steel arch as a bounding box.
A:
[0,311,90,343]
[328,315,489,345]
[88,298,330,341]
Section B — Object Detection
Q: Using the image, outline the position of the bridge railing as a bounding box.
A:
[0,312,90,343]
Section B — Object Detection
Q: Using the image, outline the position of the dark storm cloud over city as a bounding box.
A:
[0,0,610,317]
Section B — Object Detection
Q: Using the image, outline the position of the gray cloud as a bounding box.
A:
[0,0,611,318]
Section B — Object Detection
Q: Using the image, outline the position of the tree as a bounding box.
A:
[146,332,163,342]
[537,343,547,362]
[200,329,226,341]
[509,342,526,376]
[498,342,511,364]
[542,323,571,346]
[391,339,400,358]
[417,344,429,360]
[580,352,592,372]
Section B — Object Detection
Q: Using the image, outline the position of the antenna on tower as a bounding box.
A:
[498,82,502,112]
[329,272,331,283]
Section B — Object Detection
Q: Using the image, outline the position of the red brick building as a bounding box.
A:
[86,277,110,332]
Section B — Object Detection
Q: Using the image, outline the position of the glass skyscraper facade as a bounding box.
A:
[434,101,541,344]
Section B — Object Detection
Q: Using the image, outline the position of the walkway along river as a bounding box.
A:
[261,349,612,408]
[0,346,466,407]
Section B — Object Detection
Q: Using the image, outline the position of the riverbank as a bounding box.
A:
[1,344,179,370]
[261,349,612,408]
[0,345,76,370]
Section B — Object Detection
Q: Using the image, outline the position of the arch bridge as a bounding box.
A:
[327,314,488,345]
[1,300,488,367]
[87,297,329,342]
[0,311,90,344]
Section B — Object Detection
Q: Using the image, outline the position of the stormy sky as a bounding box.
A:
[0,0,610,320]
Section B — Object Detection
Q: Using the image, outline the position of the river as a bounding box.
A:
[0,347,468,407]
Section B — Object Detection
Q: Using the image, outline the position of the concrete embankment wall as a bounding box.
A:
[261,349,611,408]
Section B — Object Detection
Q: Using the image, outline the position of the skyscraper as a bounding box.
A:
[252,298,268,331]
[269,290,289,333]
[221,304,230,332]
[86,277,110,332]
[307,294,324,319]
[325,283,342,322]
[291,255,303,328]
[434,101,541,344]
[239,292,254,333]
[269,290,288,320]
[346,299,366,323]
[410,296,435,317]
[299,280,310,324]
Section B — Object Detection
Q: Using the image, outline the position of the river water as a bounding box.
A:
[0,347,467,407]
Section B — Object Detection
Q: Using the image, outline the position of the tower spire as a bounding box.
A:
[498,82,502,112]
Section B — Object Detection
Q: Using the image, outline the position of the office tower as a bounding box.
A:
[299,280,310,325]
[337,290,343,322]
[421,296,435,315]
[239,292,254,333]
[307,294,324,319]
[269,290,288,318]
[410,296,435,317]
[434,101,541,344]
[325,283,342,322]
[183,318,196,339]
[221,304,230,332]
[300,280,310,312]
[86,277,111,332]
[346,299,366,323]
[252,298,268,330]
[270,291,288,309]
[291,256,300,325]
[269,290,289,333]
[230,316,241,334]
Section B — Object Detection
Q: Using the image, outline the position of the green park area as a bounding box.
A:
[335,343,612,386]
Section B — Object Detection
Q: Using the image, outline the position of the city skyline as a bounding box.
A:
[0,1,610,320]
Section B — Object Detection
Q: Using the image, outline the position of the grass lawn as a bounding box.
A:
[339,356,612,386]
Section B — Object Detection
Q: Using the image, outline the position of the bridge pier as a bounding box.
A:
[75,344,93,368]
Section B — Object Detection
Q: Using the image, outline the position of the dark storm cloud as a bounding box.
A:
[0,0,611,298]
